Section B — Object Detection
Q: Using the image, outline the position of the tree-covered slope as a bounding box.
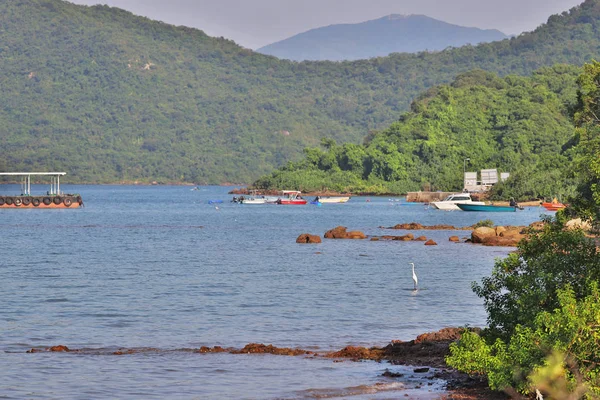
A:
[1,0,600,183]
[257,14,508,62]
[254,65,581,199]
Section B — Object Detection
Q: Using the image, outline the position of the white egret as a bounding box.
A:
[410,262,418,290]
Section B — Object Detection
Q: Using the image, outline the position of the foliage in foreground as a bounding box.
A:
[567,60,600,231]
[447,283,600,397]
[473,219,600,341]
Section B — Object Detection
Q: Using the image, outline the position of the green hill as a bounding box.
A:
[1,0,600,184]
[254,66,581,199]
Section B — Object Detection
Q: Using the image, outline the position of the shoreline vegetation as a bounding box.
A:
[25,327,507,400]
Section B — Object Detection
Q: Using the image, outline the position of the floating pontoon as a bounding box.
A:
[0,172,83,208]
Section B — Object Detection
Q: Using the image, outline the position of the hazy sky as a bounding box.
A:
[68,0,584,49]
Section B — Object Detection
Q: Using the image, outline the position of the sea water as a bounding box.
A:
[0,185,553,399]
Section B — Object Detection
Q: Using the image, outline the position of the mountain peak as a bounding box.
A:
[257,15,508,61]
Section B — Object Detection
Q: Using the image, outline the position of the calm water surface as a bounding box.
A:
[0,185,553,399]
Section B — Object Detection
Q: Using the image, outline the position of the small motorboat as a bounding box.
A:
[276,190,307,205]
[457,203,518,212]
[430,193,485,210]
[241,197,267,204]
[311,196,350,204]
[541,198,566,211]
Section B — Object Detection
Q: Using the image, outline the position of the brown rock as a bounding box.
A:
[565,218,592,231]
[324,226,366,239]
[347,231,366,239]
[232,343,311,356]
[391,223,424,230]
[296,233,322,244]
[325,346,383,361]
[472,227,497,243]
[529,221,545,231]
[324,226,349,239]
[424,239,437,246]
[379,234,414,241]
[495,226,506,236]
[414,327,465,343]
[498,228,523,239]
[449,236,460,242]
[415,236,428,241]
[48,345,70,352]
[196,346,228,353]
[481,236,520,247]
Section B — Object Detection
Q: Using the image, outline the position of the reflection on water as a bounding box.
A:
[0,185,553,398]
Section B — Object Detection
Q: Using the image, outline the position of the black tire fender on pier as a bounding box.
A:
[22,197,31,206]
[53,196,62,205]
[32,198,40,207]
[5,197,14,206]
[63,198,72,207]
[0,197,4,206]
[43,197,52,205]
[14,198,22,207]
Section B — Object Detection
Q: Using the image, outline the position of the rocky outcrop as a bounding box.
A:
[296,233,322,243]
[471,227,496,243]
[380,222,473,231]
[385,222,472,230]
[565,218,592,231]
[378,234,414,241]
[472,226,526,246]
[325,346,383,361]
[449,236,460,242]
[324,226,366,239]
[231,343,313,356]
[424,239,437,246]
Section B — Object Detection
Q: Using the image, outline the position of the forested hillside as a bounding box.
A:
[1,0,600,183]
[254,66,581,199]
[257,14,507,62]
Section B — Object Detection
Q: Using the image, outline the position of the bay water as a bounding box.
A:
[0,185,553,399]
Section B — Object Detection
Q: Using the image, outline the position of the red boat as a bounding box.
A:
[276,190,307,205]
[542,198,566,211]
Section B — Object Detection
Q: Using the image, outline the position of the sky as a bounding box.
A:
[68,0,585,49]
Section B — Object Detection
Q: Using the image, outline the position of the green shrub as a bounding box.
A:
[473,219,494,228]
[448,283,600,397]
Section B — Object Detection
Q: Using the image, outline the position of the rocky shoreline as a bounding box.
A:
[26,328,506,399]
[296,222,542,247]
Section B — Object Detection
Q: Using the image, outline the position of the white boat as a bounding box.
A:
[430,193,485,210]
[240,197,267,204]
[312,196,350,204]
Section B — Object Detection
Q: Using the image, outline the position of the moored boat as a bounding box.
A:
[541,198,566,211]
[0,172,83,209]
[457,203,518,212]
[430,193,484,210]
[312,196,350,204]
[241,197,267,204]
[276,190,307,205]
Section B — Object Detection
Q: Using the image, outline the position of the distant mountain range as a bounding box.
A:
[256,14,509,61]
